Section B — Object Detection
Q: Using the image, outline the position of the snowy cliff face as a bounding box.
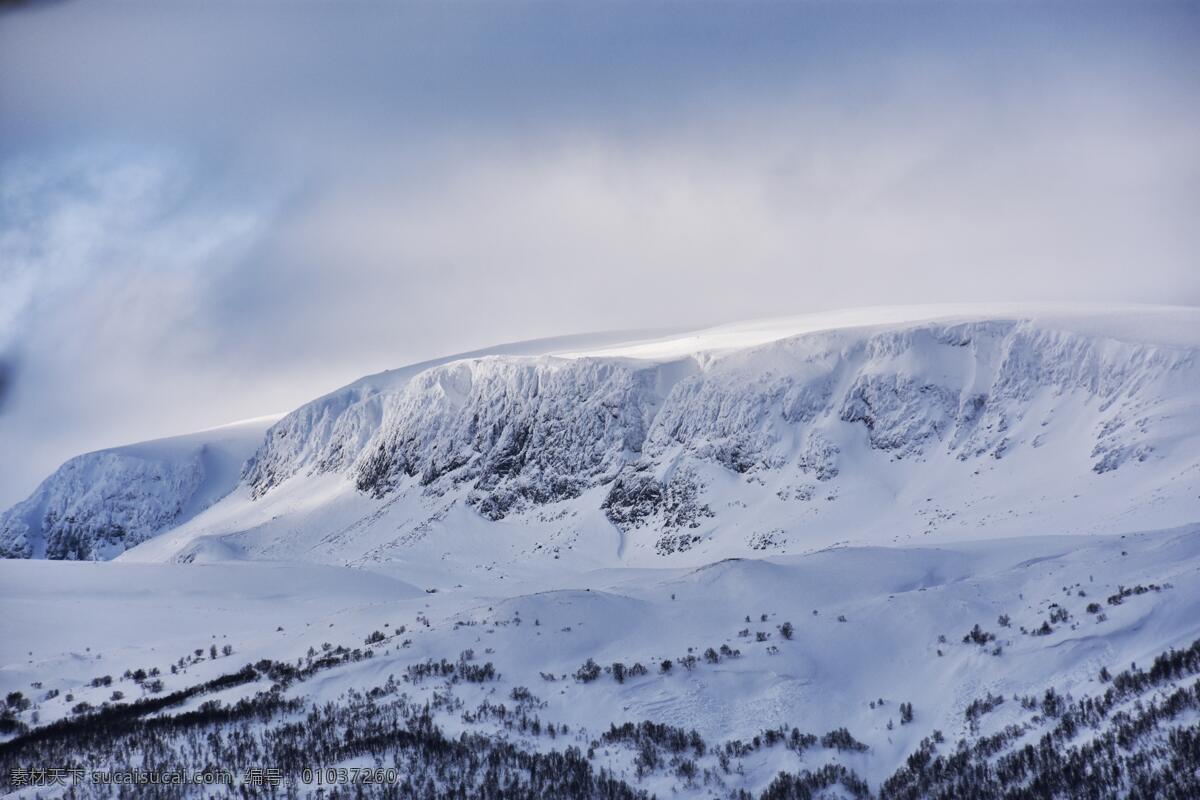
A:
[597,320,1196,551]
[0,418,276,560]
[353,358,677,519]
[231,312,1199,559]
[239,329,670,500]
[243,385,383,500]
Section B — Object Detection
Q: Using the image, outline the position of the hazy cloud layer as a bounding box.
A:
[1,1,1198,505]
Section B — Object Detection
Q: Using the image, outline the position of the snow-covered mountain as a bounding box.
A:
[4,304,1199,566]
[0,416,278,560]
[3,305,1199,799]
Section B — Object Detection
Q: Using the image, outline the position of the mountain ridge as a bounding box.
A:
[3,304,1198,564]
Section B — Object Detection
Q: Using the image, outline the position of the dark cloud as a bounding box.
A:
[1,1,1198,505]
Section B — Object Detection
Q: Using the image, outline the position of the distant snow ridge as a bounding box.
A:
[0,418,275,560]
[0,450,204,560]
[242,316,1198,544]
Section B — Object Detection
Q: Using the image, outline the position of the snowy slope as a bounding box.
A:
[3,524,1197,796]
[120,304,1200,573]
[0,416,279,560]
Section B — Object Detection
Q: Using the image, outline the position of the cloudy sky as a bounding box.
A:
[1,1,1198,506]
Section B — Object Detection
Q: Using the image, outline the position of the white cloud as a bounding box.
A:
[0,147,274,503]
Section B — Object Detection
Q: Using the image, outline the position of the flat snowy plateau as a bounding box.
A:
[2,304,1199,798]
